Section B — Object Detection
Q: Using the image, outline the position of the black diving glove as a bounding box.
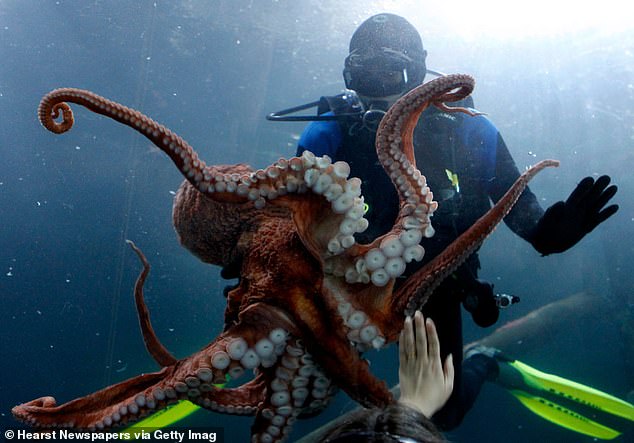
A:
[462,279,500,328]
[530,175,619,256]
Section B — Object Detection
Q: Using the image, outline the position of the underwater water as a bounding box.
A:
[1,1,632,442]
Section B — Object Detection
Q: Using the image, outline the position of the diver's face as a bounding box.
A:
[344,47,416,98]
[353,64,409,98]
[354,59,406,111]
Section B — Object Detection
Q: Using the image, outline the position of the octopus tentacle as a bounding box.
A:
[298,360,337,417]
[320,279,389,351]
[387,159,560,338]
[261,152,369,258]
[251,337,312,443]
[197,374,266,415]
[39,89,372,267]
[11,368,173,429]
[38,90,354,227]
[126,239,176,367]
[12,303,298,430]
[38,89,221,200]
[307,324,392,408]
[342,75,477,287]
[385,74,475,166]
[251,338,339,443]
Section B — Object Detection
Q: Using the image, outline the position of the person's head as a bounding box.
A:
[319,403,447,443]
[343,14,427,106]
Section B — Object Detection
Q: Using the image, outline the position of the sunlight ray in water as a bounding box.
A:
[370,0,631,39]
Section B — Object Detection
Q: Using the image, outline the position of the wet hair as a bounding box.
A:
[319,403,447,443]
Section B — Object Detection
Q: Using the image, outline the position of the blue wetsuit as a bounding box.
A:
[297,103,544,429]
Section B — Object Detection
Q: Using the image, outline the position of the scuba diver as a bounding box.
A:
[268,13,621,432]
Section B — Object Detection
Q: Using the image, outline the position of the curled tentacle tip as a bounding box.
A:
[39,99,74,134]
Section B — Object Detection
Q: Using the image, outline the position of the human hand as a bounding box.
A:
[398,311,454,417]
[531,175,618,255]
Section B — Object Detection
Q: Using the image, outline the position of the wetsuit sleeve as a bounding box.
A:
[489,132,545,241]
[296,116,342,157]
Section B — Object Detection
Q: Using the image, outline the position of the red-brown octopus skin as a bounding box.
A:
[12,74,558,442]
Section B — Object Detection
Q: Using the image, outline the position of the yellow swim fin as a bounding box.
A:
[509,360,634,422]
[509,389,622,440]
[123,400,201,432]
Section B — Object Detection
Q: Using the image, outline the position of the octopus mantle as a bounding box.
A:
[12,74,558,442]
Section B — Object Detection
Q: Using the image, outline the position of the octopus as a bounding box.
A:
[12,74,558,442]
